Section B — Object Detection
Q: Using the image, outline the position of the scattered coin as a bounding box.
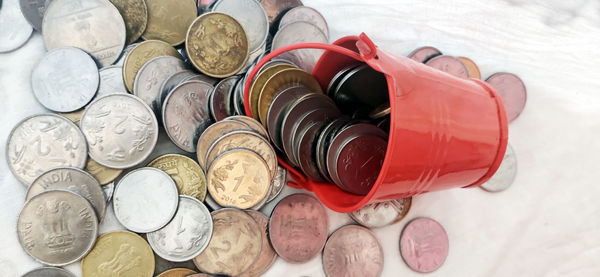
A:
[212,0,269,53]
[196,119,253,169]
[0,0,33,53]
[400,217,449,273]
[481,143,517,192]
[6,114,88,185]
[238,211,278,277]
[260,0,303,24]
[458,56,482,79]
[156,268,197,277]
[485,72,527,122]
[133,55,187,114]
[148,154,208,202]
[85,158,122,185]
[17,190,98,266]
[279,6,329,40]
[22,267,76,277]
[266,166,287,203]
[322,225,384,277]
[96,66,128,99]
[80,94,159,169]
[18,0,50,32]
[82,230,154,277]
[269,193,328,263]
[109,0,148,45]
[193,209,262,276]
[408,46,442,63]
[122,40,182,92]
[350,197,412,228]
[271,21,328,73]
[31,47,99,112]
[42,0,126,67]
[148,196,213,262]
[425,55,469,78]
[142,0,197,46]
[113,167,179,233]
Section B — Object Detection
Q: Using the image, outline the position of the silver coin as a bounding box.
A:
[26,167,107,222]
[322,225,383,277]
[147,195,213,262]
[212,0,268,53]
[350,198,412,228]
[31,47,99,112]
[96,65,128,99]
[271,21,327,73]
[279,6,329,40]
[42,0,126,67]
[133,55,187,114]
[102,182,115,204]
[266,165,287,203]
[181,73,219,86]
[22,267,77,277]
[481,143,517,192]
[157,70,196,113]
[18,0,51,31]
[0,0,33,52]
[80,94,159,169]
[240,43,266,74]
[6,114,88,185]
[162,80,213,153]
[209,76,239,121]
[114,42,138,66]
[17,190,98,266]
[113,167,179,233]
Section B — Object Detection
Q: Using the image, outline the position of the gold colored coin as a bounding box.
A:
[156,268,197,277]
[248,64,295,119]
[141,0,197,46]
[207,149,270,209]
[225,115,269,139]
[369,102,391,119]
[185,12,249,78]
[123,40,182,92]
[82,230,154,277]
[110,0,148,45]
[196,120,253,169]
[458,56,482,79]
[257,68,323,124]
[86,158,123,185]
[60,109,84,126]
[148,154,207,201]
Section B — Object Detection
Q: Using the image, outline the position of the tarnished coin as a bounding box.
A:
[279,6,329,40]
[97,66,128,99]
[260,0,303,24]
[269,193,328,263]
[148,196,213,262]
[350,197,412,228]
[31,47,99,112]
[407,46,442,63]
[238,211,278,277]
[196,119,252,169]
[82,230,154,277]
[266,166,287,203]
[271,21,327,73]
[458,56,482,79]
[148,154,207,201]
[162,80,213,152]
[113,167,179,233]
[209,76,239,121]
[26,167,106,222]
[0,0,33,52]
[212,0,268,53]
[425,55,469,78]
[226,115,269,139]
[6,114,87,185]
[207,148,271,209]
[481,143,517,192]
[17,190,98,266]
[123,40,182,92]
[42,0,126,67]
[323,225,384,277]
[18,0,50,32]
[486,72,527,122]
[142,0,197,46]
[249,63,296,119]
[185,12,249,78]
[109,0,148,45]
[22,267,76,277]
[400,217,449,273]
[193,209,262,276]
[133,55,187,114]
[156,268,197,277]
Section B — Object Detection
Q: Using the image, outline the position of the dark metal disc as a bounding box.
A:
[314,116,352,183]
[289,108,340,165]
[295,121,326,182]
[210,76,240,121]
[333,64,388,113]
[266,86,312,151]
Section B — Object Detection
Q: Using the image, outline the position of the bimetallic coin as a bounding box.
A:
[142,0,197,46]
[42,0,126,67]
[350,197,412,228]
[0,0,33,52]
[148,154,208,201]
[207,149,271,209]
[486,72,527,122]
[133,55,186,114]
[212,0,268,53]
[6,114,88,185]
[97,66,128,99]
[22,267,76,277]
[82,230,154,277]
[123,40,182,92]
[425,55,469,78]
[109,0,148,45]
[323,225,384,277]
[113,167,179,233]
[209,76,239,121]
[85,158,122,185]
[266,165,287,203]
[269,193,328,263]
[481,143,517,192]
[185,12,249,78]
[31,47,99,112]
[458,56,482,79]
[156,268,198,277]
[407,46,442,63]
[249,63,296,119]
[148,196,213,262]
[26,167,107,222]
[400,217,449,273]
[238,211,278,277]
[17,190,98,266]
[162,81,213,152]
[279,6,329,40]
[260,0,303,24]
[193,209,262,276]
[271,21,327,73]
[226,115,269,139]
[195,118,252,169]
[80,94,158,169]
[18,0,50,31]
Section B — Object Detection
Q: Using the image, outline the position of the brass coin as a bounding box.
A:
[248,63,296,119]
[207,148,271,209]
[156,268,197,277]
[82,230,154,277]
[60,109,84,126]
[369,102,391,119]
[225,115,269,139]
[123,40,182,92]
[458,56,482,79]
[142,0,197,46]
[257,68,323,124]
[86,158,123,185]
[185,12,249,78]
[196,120,253,169]
[110,0,148,45]
[148,154,207,201]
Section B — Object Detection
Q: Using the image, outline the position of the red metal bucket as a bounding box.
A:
[244,33,509,213]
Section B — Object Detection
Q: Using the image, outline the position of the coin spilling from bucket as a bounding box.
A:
[5,0,525,276]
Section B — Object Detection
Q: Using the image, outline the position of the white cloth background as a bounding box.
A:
[1,0,600,276]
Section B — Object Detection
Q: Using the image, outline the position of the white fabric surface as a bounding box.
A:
[2,0,600,276]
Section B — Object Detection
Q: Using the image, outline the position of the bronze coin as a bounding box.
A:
[196,119,252,169]
[425,55,469,78]
[295,121,326,182]
[109,0,148,45]
[266,86,312,151]
[288,108,340,166]
[142,0,197,46]
[225,115,269,139]
[249,63,297,119]
[156,268,197,277]
[123,40,182,92]
[458,56,482,79]
[322,225,384,277]
[408,46,442,63]
[239,210,278,277]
